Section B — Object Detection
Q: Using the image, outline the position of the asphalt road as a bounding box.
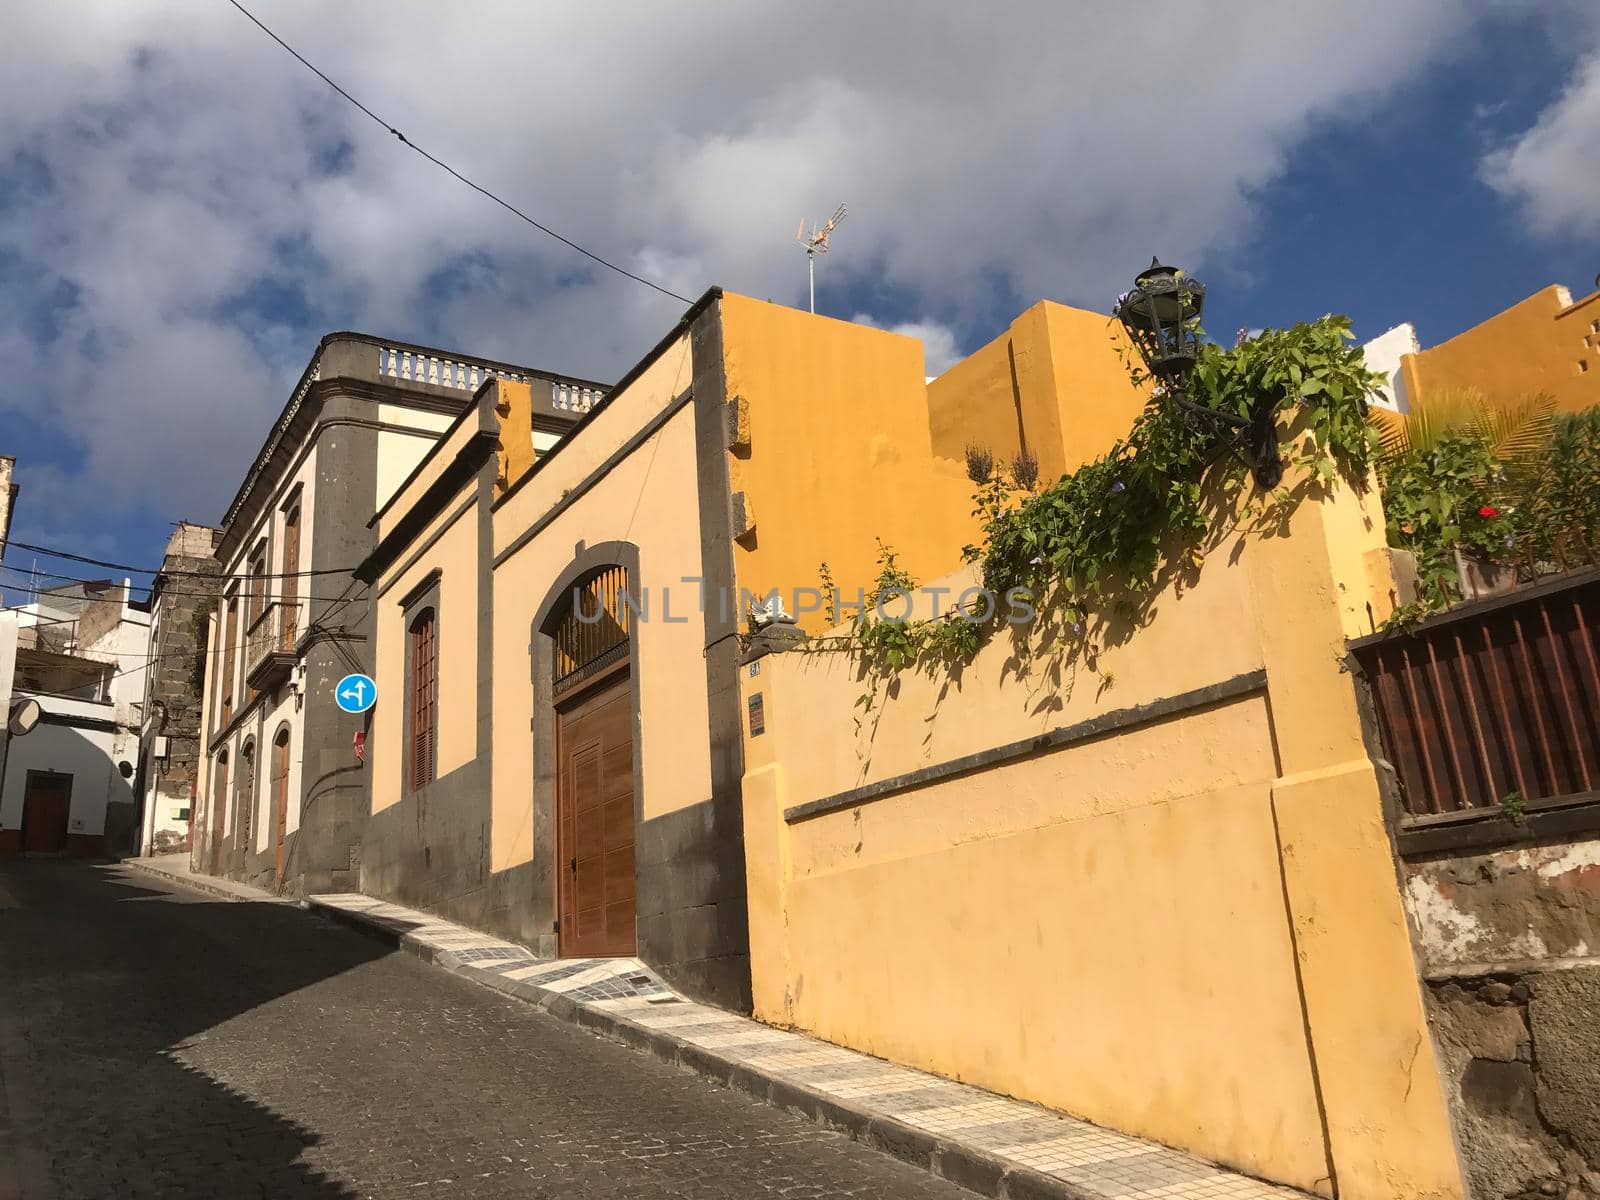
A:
[0,859,966,1199]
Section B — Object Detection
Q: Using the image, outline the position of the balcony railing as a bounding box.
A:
[245,600,301,693]
[378,346,528,392]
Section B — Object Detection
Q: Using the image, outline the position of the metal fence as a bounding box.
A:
[1350,568,1600,819]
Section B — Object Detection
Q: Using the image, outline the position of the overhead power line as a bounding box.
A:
[5,539,356,581]
[221,0,694,305]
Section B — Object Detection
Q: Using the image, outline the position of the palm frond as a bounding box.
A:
[1376,388,1486,466]
[1468,391,1556,466]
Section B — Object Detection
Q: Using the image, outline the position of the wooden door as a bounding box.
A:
[273,735,290,882]
[21,772,72,853]
[556,675,636,957]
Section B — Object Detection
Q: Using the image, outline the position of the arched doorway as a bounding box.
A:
[210,750,229,875]
[272,725,291,885]
[548,563,637,958]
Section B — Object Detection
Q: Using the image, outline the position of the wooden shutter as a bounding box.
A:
[247,552,266,627]
[220,598,238,725]
[282,508,300,645]
[409,609,437,791]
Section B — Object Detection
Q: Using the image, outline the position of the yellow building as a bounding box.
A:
[350,288,1470,1199]
[740,445,1467,1200]
[354,288,1146,1007]
[1398,282,1600,414]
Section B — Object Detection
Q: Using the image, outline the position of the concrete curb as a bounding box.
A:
[120,858,293,905]
[305,896,1096,1200]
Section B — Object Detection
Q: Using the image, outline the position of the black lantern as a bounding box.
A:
[1114,258,1205,385]
[1115,256,1282,490]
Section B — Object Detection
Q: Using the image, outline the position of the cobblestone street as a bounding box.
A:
[0,860,967,1199]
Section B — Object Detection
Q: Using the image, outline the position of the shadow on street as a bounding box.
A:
[0,858,385,1199]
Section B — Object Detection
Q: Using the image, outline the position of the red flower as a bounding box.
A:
[1478,505,1499,518]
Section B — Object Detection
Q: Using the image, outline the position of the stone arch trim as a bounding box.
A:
[531,541,644,636]
[529,542,647,904]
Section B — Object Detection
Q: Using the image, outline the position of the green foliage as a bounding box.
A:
[1376,387,1554,466]
[815,315,1385,692]
[1501,790,1527,821]
[1379,433,1514,609]
[1507,407,1600,563]
[980,316,1382,620]
[1376,402,1598,619]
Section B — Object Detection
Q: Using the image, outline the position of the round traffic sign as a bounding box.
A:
[334,673,377,714]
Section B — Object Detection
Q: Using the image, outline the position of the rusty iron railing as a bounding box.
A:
[1351,568,1600,819]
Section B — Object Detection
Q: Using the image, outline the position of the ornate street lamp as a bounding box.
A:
[1114,257,1282,489]
[1114,258,1206,384]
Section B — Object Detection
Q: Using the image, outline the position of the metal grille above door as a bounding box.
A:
[552,565,632,696]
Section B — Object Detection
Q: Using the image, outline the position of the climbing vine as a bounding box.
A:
[804,316,1385,696]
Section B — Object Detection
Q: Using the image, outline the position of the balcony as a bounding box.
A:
[245,600,301,693]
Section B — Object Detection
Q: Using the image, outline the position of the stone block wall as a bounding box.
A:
[1407,831,1600,1198]
[142,541,221,854]
[1428,968,1600,1200]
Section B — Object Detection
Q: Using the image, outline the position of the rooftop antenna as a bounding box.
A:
[796,204,847,314]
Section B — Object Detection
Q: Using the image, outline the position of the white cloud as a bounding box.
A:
[1482,51,1600,239]
[0,0,1492,537]
[852,314,963,378]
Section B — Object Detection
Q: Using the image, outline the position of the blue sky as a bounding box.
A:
[1,1,1597,604]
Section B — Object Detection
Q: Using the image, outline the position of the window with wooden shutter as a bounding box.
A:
[408,607,437,791]
[219,596,238,727]
[246,547,267,628]
[281,507,300,645]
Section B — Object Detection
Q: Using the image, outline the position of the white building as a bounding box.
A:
[1361,323,1420,413]
[0,578,151,855]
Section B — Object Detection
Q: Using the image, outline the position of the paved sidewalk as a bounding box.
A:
[309,892,1301,1200]
[122,853,293,904]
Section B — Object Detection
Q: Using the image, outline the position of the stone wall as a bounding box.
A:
[1407,832,1600,1197]
[141,535,221,855]
[1427,968,1600,1200]
[1405,836,1600,972]
[75,583,128,655]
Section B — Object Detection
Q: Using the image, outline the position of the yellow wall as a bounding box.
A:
[718,295,978,631]
[489,380,538,494]
[370,479,481,814]
[489,333,709,872]
[925,299,1150,487]
[1400,285,1600,415]
[742,470,1466,1200]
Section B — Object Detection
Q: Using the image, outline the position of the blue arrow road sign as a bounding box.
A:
[334,673,377,714]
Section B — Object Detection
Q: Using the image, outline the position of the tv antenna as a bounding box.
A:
[796,204,847,314]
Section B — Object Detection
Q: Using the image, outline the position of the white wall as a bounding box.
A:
[376,404,456,512]
[1361,322,1420,413]
[0,612,16,807]
[0,696,131,842]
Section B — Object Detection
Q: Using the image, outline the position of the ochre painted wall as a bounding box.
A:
[925,299,1149,487]
[1399,285,1600,415]
[742,472,1467,1200]
[718,295,978,632]
[489,333,709,872]
[370,479,481,815]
